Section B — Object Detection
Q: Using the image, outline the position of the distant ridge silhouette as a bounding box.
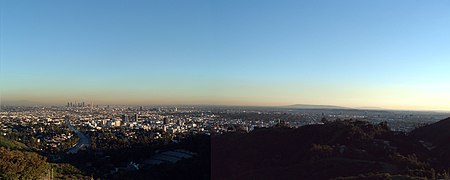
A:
[282,104,351,109]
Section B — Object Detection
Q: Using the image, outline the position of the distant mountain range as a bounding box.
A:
[281,104,352,109]
[282,104,419,111]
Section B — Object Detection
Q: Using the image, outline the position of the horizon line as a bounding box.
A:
[1,101,449,113]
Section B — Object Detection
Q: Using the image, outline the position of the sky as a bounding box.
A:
[1,0,449,110]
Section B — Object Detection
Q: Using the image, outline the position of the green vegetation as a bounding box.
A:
[0,136,49,179]
[0,147,48,179]
[0,136,89,179]
[50,163,90,180]
[0,136,28,150]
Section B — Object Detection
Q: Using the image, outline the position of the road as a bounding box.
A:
[67,124,90,154]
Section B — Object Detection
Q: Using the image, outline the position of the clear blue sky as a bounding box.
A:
[1,0,449,110]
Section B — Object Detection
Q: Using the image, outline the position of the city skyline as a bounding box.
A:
[1,0,450,111]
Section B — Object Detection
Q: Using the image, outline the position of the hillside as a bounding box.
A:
[0,136,29,150]
[411,117,450,166]
[0,136,89,179]
[0,136,49,179]
[411,117,450,146]
[212,119,446,180]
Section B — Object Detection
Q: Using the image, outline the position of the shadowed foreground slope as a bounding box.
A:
[411,117,450,167]
[212,119,450,180]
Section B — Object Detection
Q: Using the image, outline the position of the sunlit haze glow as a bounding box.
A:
[1,0,449,111]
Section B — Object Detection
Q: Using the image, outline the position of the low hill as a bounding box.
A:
[212,119,442,180]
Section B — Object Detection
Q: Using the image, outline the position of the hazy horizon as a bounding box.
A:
[2,99,450,112]
[1,0,449,111]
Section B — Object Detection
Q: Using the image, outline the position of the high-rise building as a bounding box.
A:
[122,114,129,122]
[134,114,139,121]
